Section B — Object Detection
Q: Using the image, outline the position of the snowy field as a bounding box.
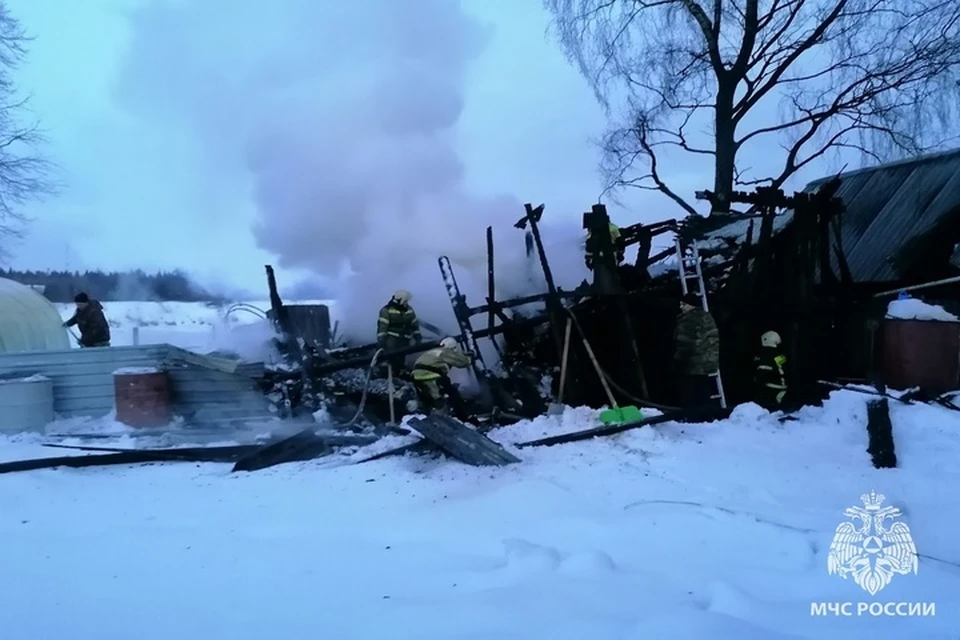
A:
[1,388,959,639]
[54,299,333,357]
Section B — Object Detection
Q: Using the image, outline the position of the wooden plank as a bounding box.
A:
[516,406,732,448]
[41,443,260,458]
[866,398,897,469]
[406,415,520,466]
[516,414,670,448]
[0,444,256,474]
[229,428,375,472]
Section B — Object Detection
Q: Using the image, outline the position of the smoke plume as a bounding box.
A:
[113,0,589,340]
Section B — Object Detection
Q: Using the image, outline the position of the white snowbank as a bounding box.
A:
[0,390,958,638]
[886,298,959,322]
[113,367,161,375]
[0,374,50,384]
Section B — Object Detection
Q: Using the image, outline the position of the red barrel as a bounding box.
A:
[114,370,172,428]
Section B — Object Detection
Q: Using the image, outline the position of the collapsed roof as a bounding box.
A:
[694,148,960,284]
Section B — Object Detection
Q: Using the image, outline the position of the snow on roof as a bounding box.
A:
[0,278,71,353]
[886,298,960,322]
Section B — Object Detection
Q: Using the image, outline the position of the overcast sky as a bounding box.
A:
[2,0,859,298]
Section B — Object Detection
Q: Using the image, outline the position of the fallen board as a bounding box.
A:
[352,439,437,465]
[42,443,262,459]
[230,428,383,472]
[866,398,897,469]
[0,445,256,474]
[406,415,520,466]
[514,406,731,448]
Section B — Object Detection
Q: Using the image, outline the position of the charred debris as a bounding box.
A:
[258,183,880,429]
[9,181,947,476]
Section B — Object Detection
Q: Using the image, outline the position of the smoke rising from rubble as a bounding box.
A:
[114,0,590,339]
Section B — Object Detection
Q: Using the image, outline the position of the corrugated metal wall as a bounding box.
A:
[0,344,274,426]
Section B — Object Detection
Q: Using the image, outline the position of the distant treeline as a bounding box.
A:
[0,268,220,303]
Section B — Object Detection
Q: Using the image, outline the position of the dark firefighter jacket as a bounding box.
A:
[377,301,422,345]
[64,300,111,347]
[673,306,720,376]
[754,348,788,406]
[585,223,625,268]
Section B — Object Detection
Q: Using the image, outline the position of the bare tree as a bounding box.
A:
[546,0,960,215]
[0,3,53,242]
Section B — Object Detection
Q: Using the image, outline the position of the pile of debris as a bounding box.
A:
[5,181,946,476]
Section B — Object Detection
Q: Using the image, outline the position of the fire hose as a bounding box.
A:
[344,348,389,427]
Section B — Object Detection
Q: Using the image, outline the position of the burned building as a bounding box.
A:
[693,148,960,400]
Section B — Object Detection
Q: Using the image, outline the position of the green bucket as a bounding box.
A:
[598,405,644,425]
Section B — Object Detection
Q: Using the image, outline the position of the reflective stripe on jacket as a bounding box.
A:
[377,302,421,342]
[412,347,472,381]
[754,350,788,403]
[585,223,625,263]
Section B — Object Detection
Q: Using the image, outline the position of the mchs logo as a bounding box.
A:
[827,491,918,595]
[811,492,934,618]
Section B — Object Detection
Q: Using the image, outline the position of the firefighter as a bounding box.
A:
[673,292,720,408]
[411,337,473,418]
[376,289,422,373]
[754,330,788,409]
[585,222,626,270]
[62,292,111,348]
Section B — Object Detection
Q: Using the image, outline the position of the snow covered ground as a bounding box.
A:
[1,390,959,639]
[54,299,333,357]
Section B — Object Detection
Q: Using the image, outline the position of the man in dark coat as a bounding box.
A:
[673,292,720,408]
[63,292,111,347]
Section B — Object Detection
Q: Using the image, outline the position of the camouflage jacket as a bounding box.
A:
[377,301,421,343]
[673,306,720,375]
[64,300,111,346]
[413,347,472,379]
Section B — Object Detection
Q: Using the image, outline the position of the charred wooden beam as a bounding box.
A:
[515,406,731,448]
[585,204,648,399]
[469,290,585,315]
[485,225,508,364]
[312,314,555,376]
[517,203,559,296]
[266,264,316,411]
[233,428,331,472]
[866,398,897,469]
[486,226,496,337]
[517,203,568,365]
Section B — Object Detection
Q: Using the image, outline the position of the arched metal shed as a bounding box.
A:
[0,278,71,353]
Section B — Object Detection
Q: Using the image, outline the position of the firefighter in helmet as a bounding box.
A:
[377,289,422,373]
[585,222,626,270]
[411,337,473,417]
[754,330,788,409]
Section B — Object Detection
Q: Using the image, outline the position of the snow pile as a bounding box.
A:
[0,374,50,384]
[886,298,959,322]
[113,367,160,375]
[0,390,958,638]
